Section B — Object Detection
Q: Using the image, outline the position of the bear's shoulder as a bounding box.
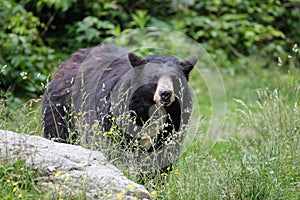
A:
[54,49,90,80]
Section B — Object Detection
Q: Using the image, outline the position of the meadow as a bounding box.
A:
[1,49,299,199]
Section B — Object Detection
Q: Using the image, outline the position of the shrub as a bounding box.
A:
[175,0,299,67]
[0,0,56,98]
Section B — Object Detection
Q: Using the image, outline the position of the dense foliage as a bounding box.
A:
[0,0,56,98]
[0,0,299,98]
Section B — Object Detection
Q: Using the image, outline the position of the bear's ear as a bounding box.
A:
[128,52,144,67]
[180,55,198,78]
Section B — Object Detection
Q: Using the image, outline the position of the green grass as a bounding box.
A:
[156,81,299,199]
[0,159,41,199]
[0,57,299,199]
[0,95,42,136]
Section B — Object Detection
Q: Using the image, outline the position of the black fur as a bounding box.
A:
[42,44,196,152]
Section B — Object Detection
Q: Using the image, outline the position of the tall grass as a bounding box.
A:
[149,75,299,199]
[0,93,42,136]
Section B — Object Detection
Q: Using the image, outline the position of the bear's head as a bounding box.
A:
[107,52,198,152]
[128,53,197,107]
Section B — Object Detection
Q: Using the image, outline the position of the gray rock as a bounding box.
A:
[0,130,152,200]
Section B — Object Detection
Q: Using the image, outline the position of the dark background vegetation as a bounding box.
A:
[0,0,299,100]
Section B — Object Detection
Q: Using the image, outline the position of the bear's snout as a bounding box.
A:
[153,75,175,106]
[159,89,172,103]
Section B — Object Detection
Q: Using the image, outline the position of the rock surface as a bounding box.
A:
[0,130,152,200]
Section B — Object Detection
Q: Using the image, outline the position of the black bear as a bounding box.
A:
[42,44,197,168]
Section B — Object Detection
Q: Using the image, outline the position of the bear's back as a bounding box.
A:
[78,45,133,117]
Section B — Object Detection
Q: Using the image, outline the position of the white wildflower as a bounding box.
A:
[20,71,28,79]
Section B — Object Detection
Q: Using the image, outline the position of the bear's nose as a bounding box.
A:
[159,89,172,102]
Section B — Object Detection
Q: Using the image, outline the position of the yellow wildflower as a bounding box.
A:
[117,192,122,200]
[13,187,17,192]
[174,169,179,174]
[18,193,22,198]
[58,191,63,195]
[151,190,157,195]
[6,179,11,183]
[127,184,135,189]
[55,171,61,176]
[167,166,171,171]
[104,130,113,135]
[111,116,115,121]
[77,112,82,116]
[20,167,24,171]
[64,177,70,181]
